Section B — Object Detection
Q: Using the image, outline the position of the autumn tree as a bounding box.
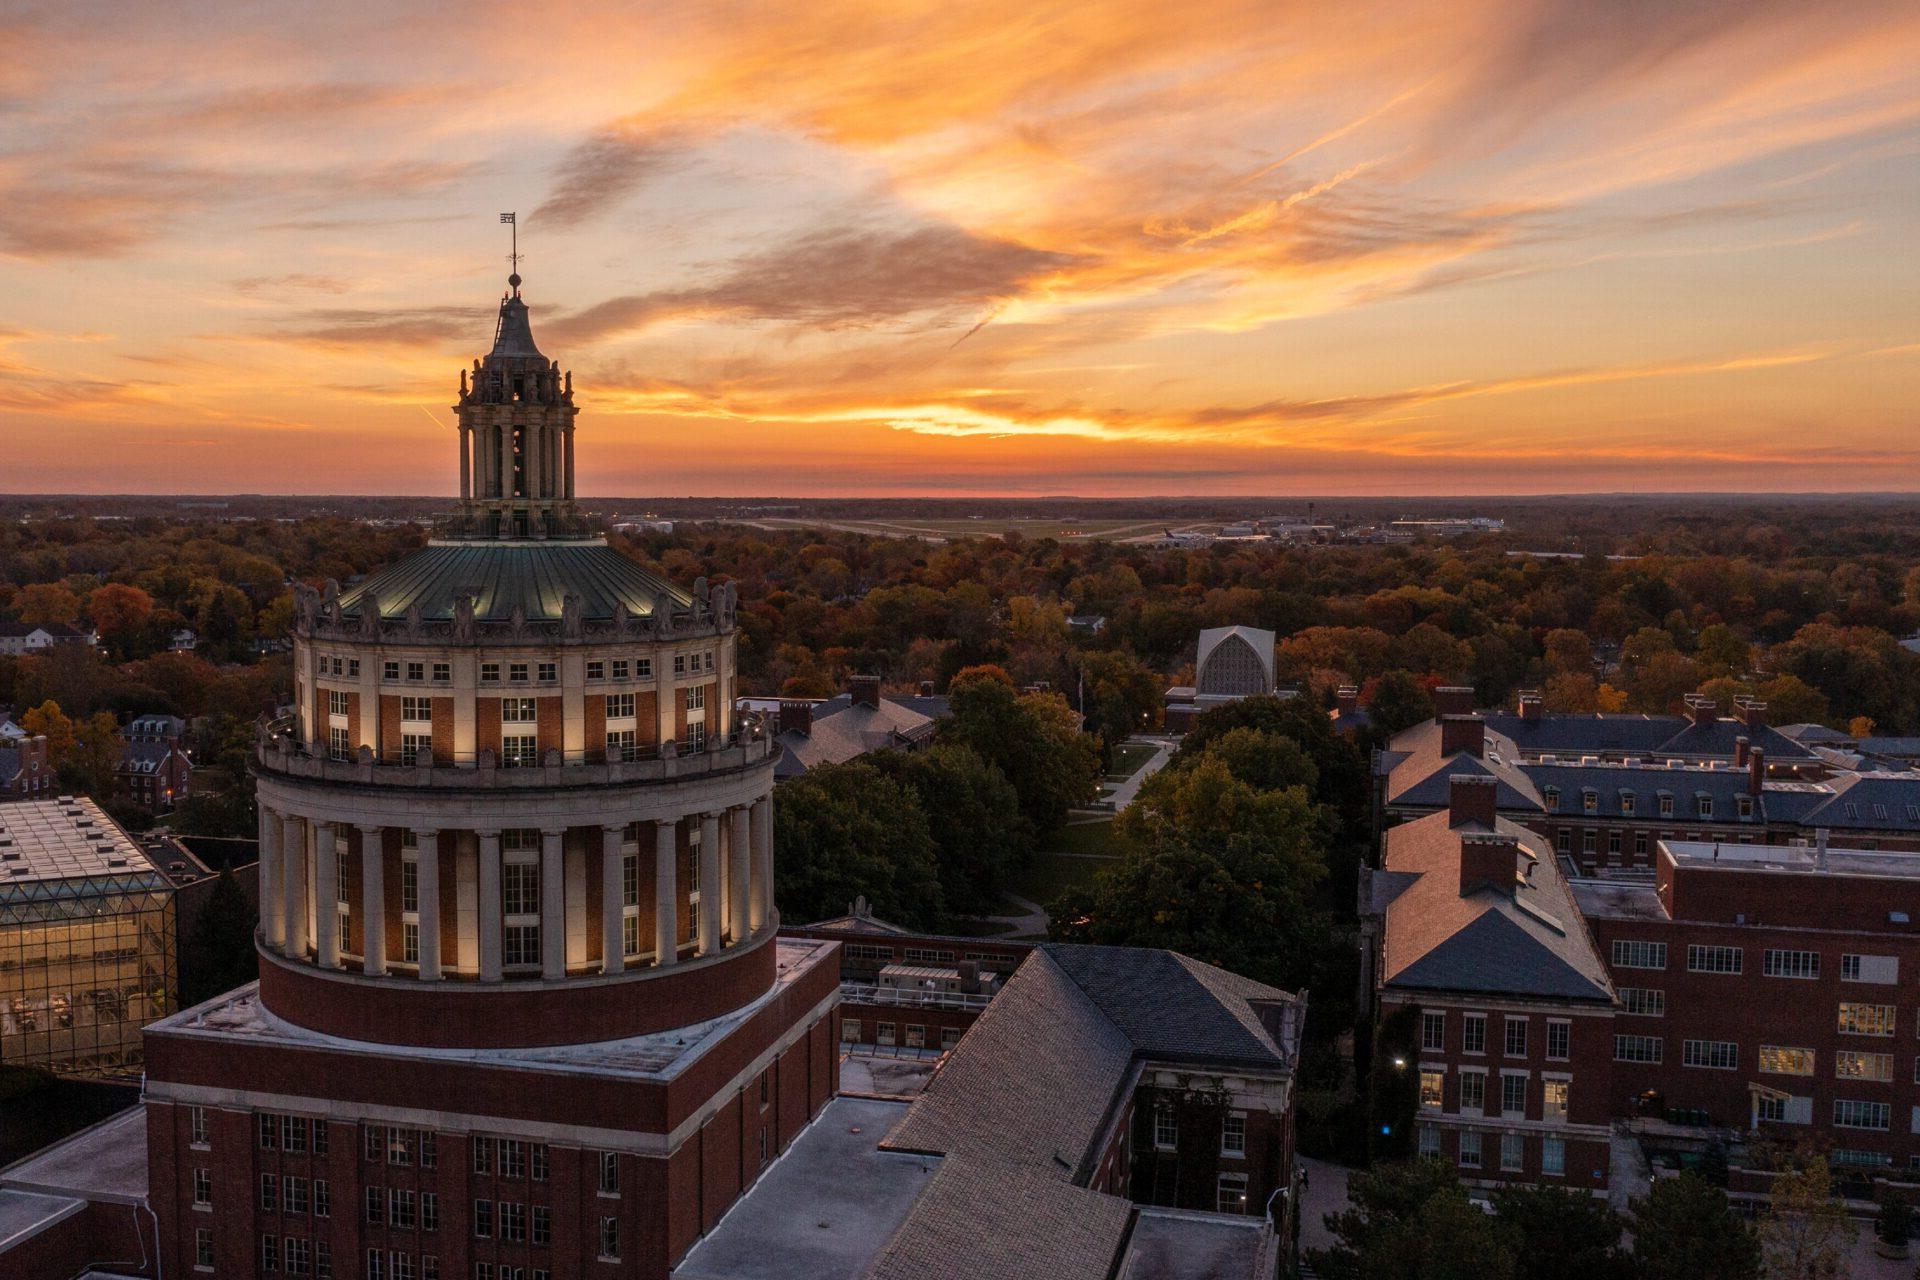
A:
[19,700,76,762]
[15,583,82,627]
[1757,1158,1855,1280]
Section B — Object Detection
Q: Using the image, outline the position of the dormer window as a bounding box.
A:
[1582,789,1598,813]
[1658,793,1675,818]
[1621,793,1636,816]
[1543,787,1559,812]
[1697,795,1714,819]
[1737,796,1754,819]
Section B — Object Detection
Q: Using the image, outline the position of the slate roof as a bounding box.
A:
[1380,719,1543,813]
[1799,773,1920,832]
[118,740,186,776]
[864,1156,1132,1280]
[882,945,1301,1182]
[1477,712,1816,762]
[1376,812,1614,1004]
[338,540,690,624]
[1525,762,1774,822]
[126,715,185,740]
[775,694,938,780]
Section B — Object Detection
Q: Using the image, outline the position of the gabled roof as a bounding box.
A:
[882,945,1301,1181]
[1799,773,1920,832]
[864,1156,1132,1280]
[775,693,937,779]
[1378,811,1613,1004]
[1381,719,1543,813]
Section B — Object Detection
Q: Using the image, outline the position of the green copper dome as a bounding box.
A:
[338,539,690,623]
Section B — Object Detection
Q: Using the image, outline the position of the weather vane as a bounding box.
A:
[501,211,521,293]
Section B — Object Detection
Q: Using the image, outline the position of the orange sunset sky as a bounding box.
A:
[3,0,1918,497]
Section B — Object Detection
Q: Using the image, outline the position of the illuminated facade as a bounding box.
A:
[141,273,838,1280]
[0,797,176,1073]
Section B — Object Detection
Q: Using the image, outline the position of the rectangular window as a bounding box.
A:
[328,726,350,761]
[315,1180,330,1218]
[261,1173,278,1211]
[1501,1073,1527,1116]
[421,1192,438,1232]
[598,1151,620,1196]
[841,1018,861,1042]
[433,662,450,682]
[385,661,401,680]
[531,1144,547,1182]
[473,1136,493,1175]
[499,1139,526,1179]
[391,1189,417,1230]
[1154,1107,1178,1149]
[473,1200,492,1239]
[1420,1070,1444,1109]
[612,660,630,680]
[286,1177,309,1215]
[403,920,420,963]
[1839,1003,1897,1037]
[1764,950,1820,979]
[636,658,651,678]
[499,1202,526,1244]
[1682,1039,1739,1070]
[1759,1045,1816,1075]
[1501,1131,1524,1172]
[1837,1051,1895,1082]
[1462,1013,1487,1054]
[1216,1173,1249,1215]
[365,1187,384,1224]
[1620,987,1665,1017]
[1458,1130,1481,1169]
[509,663,528,682]
[686,684,707,713]
[1546,1020,1570,1061]
[502,697,537,723]
[905,1024,926,1048]
[407,662,425,681]
[501,735,538,768]
[1541,1136,1565,1176]
[262,1114,280,1150]
[196,1227,213,1268]
[1687,945,1742,974]
[1843,954,1900,984]
[606,730,637,762]
[674,654,686,675]
[366,1251,383,1280]
[606,693,636,719]
[329,690,349,716]
[262,1236,279,1273]
[1504,1018,1527,1057]
[401,696,432,722]
[1835,1099,1892,1131]
[599,1218,620,1261]
[1458,1071,1486,1112]
[401,732,430,765]
[1612,940,1667,970]
[480,663,500,683]
[531,1205,551,1247]
[1543,1078,1568,1122]
[1421,1011,1445,1052]
[1221,1113,1247,1156]
[1635,831,1648,857]
[388,1129,414,1166]
[191,1106,209,1146]
[1615,1035,1664,1063]
[1757,1094,1788,1123]
[587,660,606,681]
[419,1132,433,1169]
[1418,1125,1441,1158]
[193,1167,212,1207]
[538,662,557,682]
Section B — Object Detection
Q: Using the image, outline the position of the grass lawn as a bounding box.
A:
[1105,740,1159,781]
[1004,820,1125,910]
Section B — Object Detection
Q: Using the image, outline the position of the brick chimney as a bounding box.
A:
[848,675,882,709]
[1734,697,1767,729]
[1517,690,1543,722]
[1448,773,1499,830]
[1336,686,1359,716]
[1433,686,1477,718]
[778,700,814,736]
[1734,736,1750,768]
[1749,745,1766,796]
[1460,832,1522,897]
[1686,695,1717,728]
[1440,714,1485,759]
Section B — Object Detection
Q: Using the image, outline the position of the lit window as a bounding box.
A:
[1419,1070,1444,1109]
[1215,1173,1248,1215]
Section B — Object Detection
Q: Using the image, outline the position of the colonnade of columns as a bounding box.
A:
[254,796,774,982]
[458,420,577,503]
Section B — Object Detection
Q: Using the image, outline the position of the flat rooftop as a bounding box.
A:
[1570,878,1669,922]
[146,938,836,1081]
[1117,1210,1274,1280]
[675,1096,936,1280]
[0,797,162,888]
[0,1190,84,1257]
[0,1107,147,1203]
[1663,839,1920,881]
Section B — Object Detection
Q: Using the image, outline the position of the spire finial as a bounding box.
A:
[500,211,521,295]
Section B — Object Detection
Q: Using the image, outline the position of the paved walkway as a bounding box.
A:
[973,892,1047,938]
[1103,738,1172,811]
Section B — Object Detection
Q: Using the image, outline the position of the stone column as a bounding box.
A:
[498,422,514,503]
[478,830,503,982]
[541,828,565,980]
[314,823,340,969]
[527,420,543,502]
[728,806,751,943]
[458,423,471,501]
[601,825,625,975]
[416,829,442,980]
[654,819,678,966]
[259,804,283,948]
[358,825,386,976]
[281,812,308,958]
[750,794,773,931]
[564,425,575,498]
[698,812,722,956]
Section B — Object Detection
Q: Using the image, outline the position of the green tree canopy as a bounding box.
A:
[870,743,1033,916]
[179,865,260,1006]
[1490,1184,1633,1280]
[941,665,1100,835]
[1628,1172,1761,1280]
[772,760,944,929]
